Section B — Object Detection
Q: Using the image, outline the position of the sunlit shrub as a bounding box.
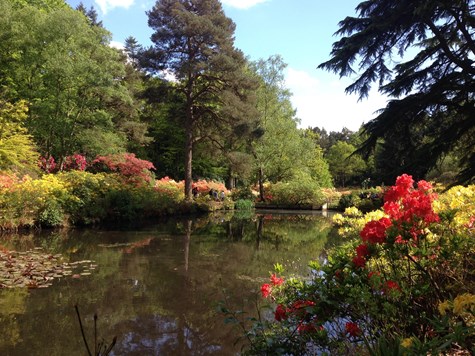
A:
[58,171,117,225]
[234,199,254,210]
[268,179,325,207]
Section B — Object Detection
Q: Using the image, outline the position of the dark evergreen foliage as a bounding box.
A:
[319,0,475,184]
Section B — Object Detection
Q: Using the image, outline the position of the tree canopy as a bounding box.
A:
[319,0,475,184]
[143,0,258,199]
[0,0,142,166]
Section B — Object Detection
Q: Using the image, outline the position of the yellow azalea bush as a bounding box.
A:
[0,172,235,229]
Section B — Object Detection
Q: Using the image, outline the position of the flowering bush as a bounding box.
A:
[0,171,187,229]
[238,174,474,355]
[63,154,87,171]
[91,153,156,186]
[38,156,57,173]
[191,179,228,195]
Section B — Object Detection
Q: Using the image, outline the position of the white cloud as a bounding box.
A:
[221,0,269,10]
[109,41,125,50]
[95,0,135,14]
[285,67,388,132]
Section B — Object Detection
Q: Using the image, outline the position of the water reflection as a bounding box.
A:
[0,211,336,355]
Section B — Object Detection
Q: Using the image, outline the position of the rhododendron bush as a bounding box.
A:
[235,175,474,355]
[91,153,156,185]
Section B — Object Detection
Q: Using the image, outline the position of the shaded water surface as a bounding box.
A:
[0,211,335,355]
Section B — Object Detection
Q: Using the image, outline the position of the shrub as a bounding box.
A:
[38,156,57,173]
[63,154,87,171]
[91,153,156,185]
[237,175,475,355]
[234,199,254,210]
[338,188,383,212]
[269,179,325,207]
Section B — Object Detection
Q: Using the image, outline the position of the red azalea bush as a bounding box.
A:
[235,174,474,355]
[91,153,156,185]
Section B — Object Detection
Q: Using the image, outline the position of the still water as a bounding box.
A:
[0,210,336,355]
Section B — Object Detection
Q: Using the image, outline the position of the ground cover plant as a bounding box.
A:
[233,175,474,355]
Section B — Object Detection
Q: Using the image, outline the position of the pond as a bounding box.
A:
[0,210,337,355]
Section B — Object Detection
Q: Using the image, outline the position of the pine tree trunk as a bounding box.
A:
[184,102,193,201]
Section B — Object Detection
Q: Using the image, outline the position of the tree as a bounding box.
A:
[319,0,475,184]
[326,141,366,187]
[0,0,139,165]
[251,56,332,200]
[143,0,258,200]
[0,99,38,172]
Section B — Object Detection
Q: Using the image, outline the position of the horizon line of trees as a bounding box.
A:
[1,0,471,196]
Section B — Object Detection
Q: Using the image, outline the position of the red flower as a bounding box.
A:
[345,322,362,337]
[384,280,401,295]
[383,201,401,220]
[355,244,370,258]
[289,300,316,318]
[270,274,284,286]
[297,322,322,334]
[291,300,316,309]
[416,180,432,192]
[261,283,272,298]
[360,217,391,244]
[274,304,288,321]
[352,255,366,268]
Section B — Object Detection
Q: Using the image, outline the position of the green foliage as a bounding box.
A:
[38,200,64,227]
[0,0,138,162]
[234,199,254,211]
[268,174,325,207]
[326,141,366,187]
[338,188,383,212]
[144,0,258,199]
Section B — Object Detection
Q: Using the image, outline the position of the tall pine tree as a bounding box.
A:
[143,0,257,200]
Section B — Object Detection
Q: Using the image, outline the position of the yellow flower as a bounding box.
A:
[453,293,475,316]
[332,213,344,225]
[400,337,413,348]
[438,300,451,316]
[344,206,362,217]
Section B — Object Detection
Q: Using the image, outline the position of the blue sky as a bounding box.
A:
[66,0,387,132]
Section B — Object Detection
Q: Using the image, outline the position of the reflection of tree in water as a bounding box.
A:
[112,314,223,355]
[0,212,335,355]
